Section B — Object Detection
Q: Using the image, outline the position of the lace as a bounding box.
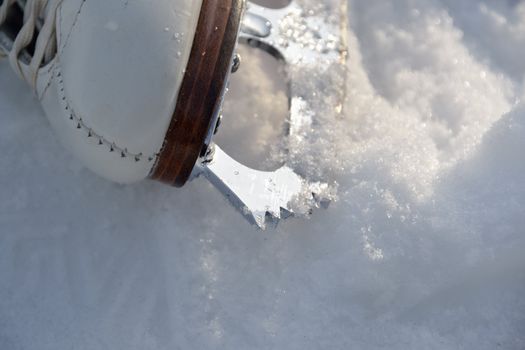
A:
[0,0,62,88]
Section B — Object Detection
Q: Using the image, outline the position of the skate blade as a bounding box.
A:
[203,0,348,229]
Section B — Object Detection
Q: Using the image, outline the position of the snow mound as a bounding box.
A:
[1,0,524,349]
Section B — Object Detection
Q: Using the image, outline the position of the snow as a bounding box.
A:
[1,0,525,349]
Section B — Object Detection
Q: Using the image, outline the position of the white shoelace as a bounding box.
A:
[0,0,62,88]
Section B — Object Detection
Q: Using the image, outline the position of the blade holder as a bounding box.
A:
[197,0,348,228]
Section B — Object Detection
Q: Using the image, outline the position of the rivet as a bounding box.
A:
[231,53,241,73]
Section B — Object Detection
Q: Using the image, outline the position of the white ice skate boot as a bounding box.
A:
[0,0,347,228]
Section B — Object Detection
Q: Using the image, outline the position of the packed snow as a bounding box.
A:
[1,0,525,349]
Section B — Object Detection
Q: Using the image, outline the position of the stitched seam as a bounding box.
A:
[38,61,56,101]
[58,0,86,55]
[53,64,157,163]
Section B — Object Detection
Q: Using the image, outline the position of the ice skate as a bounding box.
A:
[0,0,347,228]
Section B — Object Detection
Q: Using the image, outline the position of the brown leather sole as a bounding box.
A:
[150,0,244,187]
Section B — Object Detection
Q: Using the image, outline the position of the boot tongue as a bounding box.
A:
[0,0,61,86]
[0,1,27,58]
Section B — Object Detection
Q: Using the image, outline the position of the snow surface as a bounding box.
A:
[1,0,525,349]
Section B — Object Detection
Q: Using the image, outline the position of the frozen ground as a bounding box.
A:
[1,0,525,349]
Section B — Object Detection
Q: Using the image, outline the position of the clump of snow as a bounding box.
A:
[1,1,525,349]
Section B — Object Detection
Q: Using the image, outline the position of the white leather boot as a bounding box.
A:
[2,0,208,183]
[0,0,347,227]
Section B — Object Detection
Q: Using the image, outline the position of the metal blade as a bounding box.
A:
[200,0,347,228]
[203,145,303,229]
[240,0,348,142]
